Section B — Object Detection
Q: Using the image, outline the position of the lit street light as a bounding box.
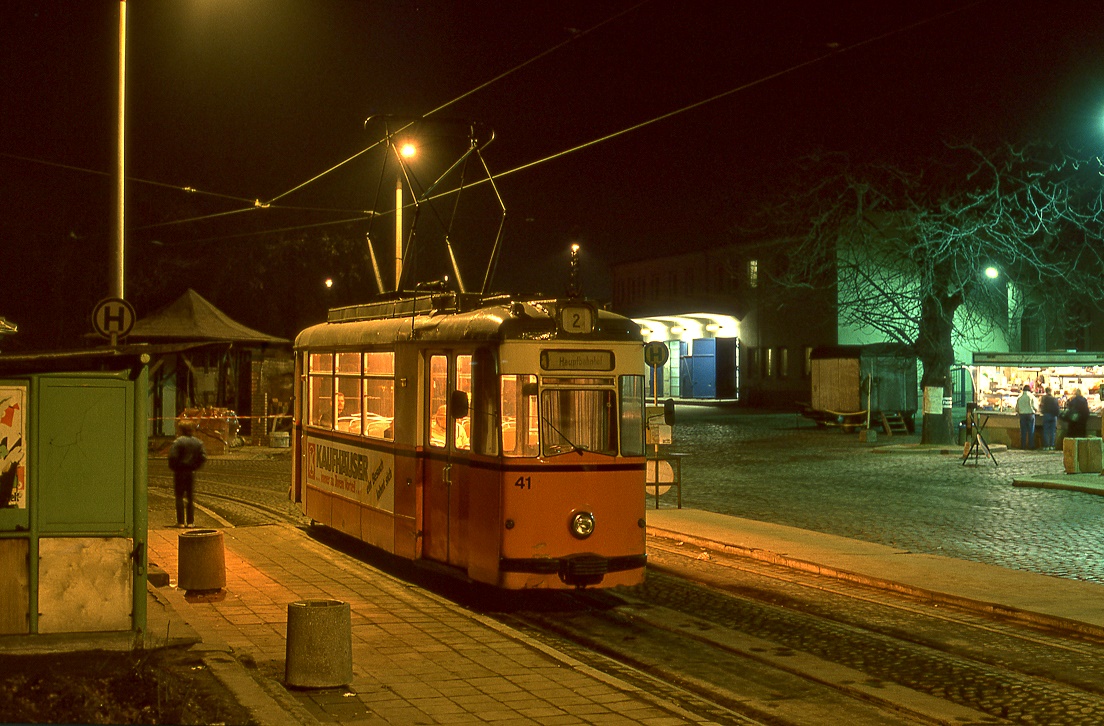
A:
[395,140,416,291]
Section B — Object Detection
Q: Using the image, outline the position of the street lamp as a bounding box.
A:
[985,266,1000,279]
[568,243,581,296]
[395,141,417,292]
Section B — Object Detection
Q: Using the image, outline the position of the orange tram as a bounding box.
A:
[290,291,648,589]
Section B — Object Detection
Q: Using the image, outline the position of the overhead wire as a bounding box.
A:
[0,151,255,205]
[9,1,983,248]
[0,151,374,231]
[450,0,990,187]
[257,0,652,207]
[117,1,652,246]
[175,0,985,245]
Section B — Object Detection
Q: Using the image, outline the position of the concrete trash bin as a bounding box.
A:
[285,599,353,688]
[177,529,226,593]
[1063,437,1103,474]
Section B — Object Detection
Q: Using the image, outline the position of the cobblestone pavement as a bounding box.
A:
[667,407,1104,584]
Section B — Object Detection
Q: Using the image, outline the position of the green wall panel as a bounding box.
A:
[37,378,132,533]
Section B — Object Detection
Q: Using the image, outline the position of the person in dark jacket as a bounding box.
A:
[1039,387,1061,450]
[1064,388,1091,439]
[168,423,207,528]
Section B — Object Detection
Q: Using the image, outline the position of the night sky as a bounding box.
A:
[4,0,1104,347]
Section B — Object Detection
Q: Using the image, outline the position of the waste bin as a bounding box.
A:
[177,529,226,593]
[285,599,353,688]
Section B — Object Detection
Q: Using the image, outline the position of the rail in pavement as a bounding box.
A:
[646,508,1104,639]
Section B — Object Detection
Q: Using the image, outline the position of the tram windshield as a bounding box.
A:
[540,388,618,457]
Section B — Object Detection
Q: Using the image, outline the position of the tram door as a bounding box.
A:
[422,352,472,565]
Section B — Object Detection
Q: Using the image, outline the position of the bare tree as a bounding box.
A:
[770,145,1104,444]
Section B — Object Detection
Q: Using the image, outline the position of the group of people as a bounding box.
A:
[1015,385,1091,450]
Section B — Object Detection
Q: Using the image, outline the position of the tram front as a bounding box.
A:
[478,301,648,589]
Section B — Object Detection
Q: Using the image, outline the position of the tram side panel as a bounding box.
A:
[392,446,419,560]
[465,462,504,583]
[390,348,421,560]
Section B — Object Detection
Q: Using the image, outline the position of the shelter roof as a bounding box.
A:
[129,289,287,344]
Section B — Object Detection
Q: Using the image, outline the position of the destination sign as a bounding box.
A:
[540,349,614,371]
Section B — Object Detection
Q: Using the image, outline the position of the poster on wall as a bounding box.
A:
[0,386,26,509]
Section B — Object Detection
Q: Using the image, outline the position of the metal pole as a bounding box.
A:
[394,177,402,292]
[115,0,127,299]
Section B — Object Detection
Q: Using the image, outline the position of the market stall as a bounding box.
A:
[971,351,1103,447]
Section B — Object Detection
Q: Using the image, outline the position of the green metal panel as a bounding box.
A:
[36,375,132,534]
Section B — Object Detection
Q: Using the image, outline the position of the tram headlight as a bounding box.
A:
[569,511,596,539]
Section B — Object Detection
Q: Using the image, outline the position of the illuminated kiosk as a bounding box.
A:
[0,350,149,647]
[971,351,1104,449]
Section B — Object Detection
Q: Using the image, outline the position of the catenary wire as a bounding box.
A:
[173,0,986,245]
[7,1,983,247]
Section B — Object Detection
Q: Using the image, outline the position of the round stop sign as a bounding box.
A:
[643,341,669,368]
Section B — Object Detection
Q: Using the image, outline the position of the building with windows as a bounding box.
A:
[612,225,1104,415]
[611,242,837,407]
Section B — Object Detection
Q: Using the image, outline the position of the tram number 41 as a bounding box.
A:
[513,476,533,490]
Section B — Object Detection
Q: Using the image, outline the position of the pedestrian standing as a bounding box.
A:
[1039,387,1061,450]
[1015,385,1037,450]
[1065,388,1090,438]
[168,422,207,528]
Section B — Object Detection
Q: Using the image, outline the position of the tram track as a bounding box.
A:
[148,460,307,528]
[498,595,979,725]
[147,456,1104,723]
[646,537,1104,663]
[488,537,1104,725]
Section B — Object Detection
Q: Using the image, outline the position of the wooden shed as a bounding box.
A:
[806,344,918,434]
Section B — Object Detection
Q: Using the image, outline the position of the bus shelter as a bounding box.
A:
[0,350,149,647]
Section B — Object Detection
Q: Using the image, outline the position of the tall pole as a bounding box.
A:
[394,176,402,292]
[114,0,127,299]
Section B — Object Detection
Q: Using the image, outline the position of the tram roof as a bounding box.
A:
[294,293,642,349]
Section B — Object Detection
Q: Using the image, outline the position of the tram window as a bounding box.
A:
[363,351,395,441]
[501,375,538,457]
[429,355,448,448]
[619,375,645,456]
[335,378,362,434]
[310,374,334,428]
[336,352,359,374]
[309,353,333,374]
[455,355,472,451]
[364,351,393,375]
[540,389,617,457]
